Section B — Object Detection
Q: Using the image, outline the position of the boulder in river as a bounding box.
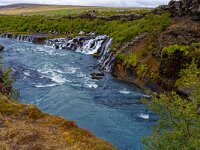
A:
[0,45,4,51]
[91,71,105,80]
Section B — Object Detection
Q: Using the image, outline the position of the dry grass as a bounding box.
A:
[0,93,116,150]
[0,5,88,15]
[0,4,151,16]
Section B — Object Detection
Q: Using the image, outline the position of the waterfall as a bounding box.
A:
[0,33,115,72]
[45,35,115,72]
[45,36,114,71]
[0,33,38,43]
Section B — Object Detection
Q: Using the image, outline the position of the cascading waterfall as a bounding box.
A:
[0,33,35,43]
[0,33,115,72]
[45,35,115,72]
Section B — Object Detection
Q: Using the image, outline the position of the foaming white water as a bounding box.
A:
[50,72,67,84]
[119,88,131,94]
[85,82,98,89]
[34,46,68,57]
[35,83,59,88]
[139,114,149,119]
[76,72,87,78]
[24,71,31,77]
[64,66,78,74]
[84,77,98,89]
[77,37,105,54]
[39,68,65,74]
[37,63,68,85]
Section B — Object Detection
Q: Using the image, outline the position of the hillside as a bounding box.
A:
[0,3,151,16]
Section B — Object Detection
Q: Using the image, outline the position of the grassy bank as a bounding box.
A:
[0,92,116,149]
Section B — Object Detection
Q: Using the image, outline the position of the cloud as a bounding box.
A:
[0,0,170,7]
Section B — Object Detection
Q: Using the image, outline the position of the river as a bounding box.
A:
[0,37,155,150]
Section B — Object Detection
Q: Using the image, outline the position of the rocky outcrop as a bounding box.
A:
[64,11,144,21]
[164,0,200,20]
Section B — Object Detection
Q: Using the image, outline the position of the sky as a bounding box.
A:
[0,0,171,7]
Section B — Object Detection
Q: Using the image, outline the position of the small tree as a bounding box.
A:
[143,91,200,150]
[0,68,19,100]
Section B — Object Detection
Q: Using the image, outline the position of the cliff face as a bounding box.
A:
[111,0,200,94]
[166,0,200,20]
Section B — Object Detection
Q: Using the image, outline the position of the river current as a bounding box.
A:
[0,37,155,150]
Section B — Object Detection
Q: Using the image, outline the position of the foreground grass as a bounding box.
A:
[0,93,116,150]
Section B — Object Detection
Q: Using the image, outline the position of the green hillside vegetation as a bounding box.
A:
[24,8,151,16]
[0,12,171,50]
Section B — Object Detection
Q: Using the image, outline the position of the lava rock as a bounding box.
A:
[91,71,104,77]
[163,0,200,20]
[91,75,103,80]
[91,71,104,80]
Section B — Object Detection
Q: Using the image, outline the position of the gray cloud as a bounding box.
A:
[0,0,170,7]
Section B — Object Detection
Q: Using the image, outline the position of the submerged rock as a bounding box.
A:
[0,45,4,51]
[91,71,104,80]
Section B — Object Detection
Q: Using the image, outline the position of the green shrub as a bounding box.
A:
[162,43,200,58]
[143,91,200,150]
[176,61,200,88]
[116,53,138,67]
[1,68,19,100]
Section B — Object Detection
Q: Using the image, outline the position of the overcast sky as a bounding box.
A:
[0,0,171,7]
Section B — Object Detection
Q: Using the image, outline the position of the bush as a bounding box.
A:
[162,43,200,58]
[0,68,19,99]
[143,90,200,150]
[176,61,200,88]
[116,53,138,67]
